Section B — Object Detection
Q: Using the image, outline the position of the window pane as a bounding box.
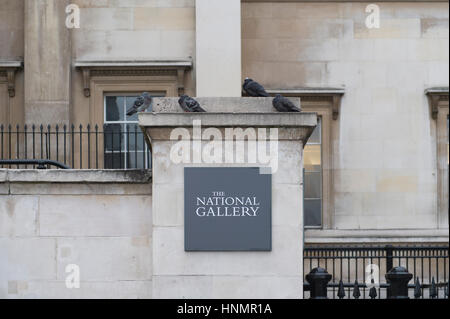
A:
[304,199,322,227]
[104,153,125,169]
[127,124,145,151]
[305,171,321,199]
[105,96,124,121]
[304,144,321,171]
[104,124,124,151]
[126,96,139,121]
[308,117,321,144]
[127,152,146,169]
[304,116,322,227]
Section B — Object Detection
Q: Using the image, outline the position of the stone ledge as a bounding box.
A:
[152,97,301,113]
[0,169,152,184]
[73,59,193,69]
[140,112,317,127]
[305,229,449,244]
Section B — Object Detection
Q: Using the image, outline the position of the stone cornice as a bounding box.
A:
[139,98,318,144]
[0,60,23,98]
[425,87,449,120]
[74,59,193,97]
[267,88,345,120]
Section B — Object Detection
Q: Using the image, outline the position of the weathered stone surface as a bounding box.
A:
[152,97,301,113]
[196,0,241,97]
[39,195,151,237]
[3,169,151,183]
[0,238,56,297]
[140,112,315,129]
[153,275,301,299]
[242,1,448,239]
[0,196,38,237]
[56,237,152,281]
[9,183,151,195]
[24,0,71,124]
[7,280,152,299]
[152,226,302,276]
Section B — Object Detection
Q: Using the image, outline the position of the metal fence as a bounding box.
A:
[303,245,449,299]
[0,124,151,169]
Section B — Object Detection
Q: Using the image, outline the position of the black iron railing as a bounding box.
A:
[0,124,151,169]
[303,245,449,299]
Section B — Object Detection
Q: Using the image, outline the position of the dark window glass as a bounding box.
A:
[304,117,322,227]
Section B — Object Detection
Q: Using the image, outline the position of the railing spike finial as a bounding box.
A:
[430,277,437,299]
[337,280,345,299]
[414,277,422,299]
[352,280,361,299]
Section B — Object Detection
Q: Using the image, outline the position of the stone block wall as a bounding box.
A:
[242,2,449,232]
[0,170,152,298]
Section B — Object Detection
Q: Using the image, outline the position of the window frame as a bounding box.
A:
[267,90,340,230]
[303,116,323,229]
[302,104,334,230]
[436,99,449,228]
[103,93,158,170]
[71,75,178,169]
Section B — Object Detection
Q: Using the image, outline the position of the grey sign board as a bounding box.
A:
[184,167,272,251]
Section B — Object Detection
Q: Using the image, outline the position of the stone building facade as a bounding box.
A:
[0,0,449,298]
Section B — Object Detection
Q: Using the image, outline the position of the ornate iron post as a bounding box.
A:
[305,268,332,299]
[385,266,413,299]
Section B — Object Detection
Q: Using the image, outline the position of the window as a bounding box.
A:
[103,93,165,169]
[427,88,449,228]
[304,117,322,228]
[266,89,342,230]
[437,109,449,228]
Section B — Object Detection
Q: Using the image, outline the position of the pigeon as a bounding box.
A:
[178,95,206,112]
[272,94,301,112]
[242,78,270,97]
[126,92,153,116]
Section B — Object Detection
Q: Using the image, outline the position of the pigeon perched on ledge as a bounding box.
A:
[242,78,270,97]
[178,95,206,112]
[126,92,153,116]
[272,94,301,112]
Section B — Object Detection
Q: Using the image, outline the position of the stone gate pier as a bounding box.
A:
[140,97,317,298]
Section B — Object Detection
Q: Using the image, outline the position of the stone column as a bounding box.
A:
[140,97,316,298]
[195,0,242,97]
[24,0,71,125]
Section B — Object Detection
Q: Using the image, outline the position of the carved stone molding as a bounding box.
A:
[74,60,193,98]
[0,61,23,98]
[426,87,449,120]
[266,88,345,120]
